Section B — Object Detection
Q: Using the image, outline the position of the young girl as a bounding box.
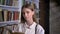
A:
[18,4,45,34]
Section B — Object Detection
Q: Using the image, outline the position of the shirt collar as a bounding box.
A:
[25,22,36,29]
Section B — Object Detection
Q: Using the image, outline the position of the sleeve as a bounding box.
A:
[37,25,45,34]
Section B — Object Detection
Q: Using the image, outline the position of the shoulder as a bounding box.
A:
[37,24,44,30]
[37,24,45,34]
[35,22,44,32]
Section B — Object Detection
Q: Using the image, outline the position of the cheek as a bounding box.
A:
[29,13,33,18]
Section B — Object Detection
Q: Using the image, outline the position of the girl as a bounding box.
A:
[18,4,45,34]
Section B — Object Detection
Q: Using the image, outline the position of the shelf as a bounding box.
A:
[0,5,19,11]
[0,20,20,23]
[0,20,20,27]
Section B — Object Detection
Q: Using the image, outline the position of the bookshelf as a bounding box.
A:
[0,0,23,34]
[0,0,23,23]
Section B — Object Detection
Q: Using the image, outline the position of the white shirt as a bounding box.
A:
[18,22,45,34]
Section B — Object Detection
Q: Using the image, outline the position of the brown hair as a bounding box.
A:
[21,4,37,23]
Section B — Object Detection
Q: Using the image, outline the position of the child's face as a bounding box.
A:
[22,8,34,21]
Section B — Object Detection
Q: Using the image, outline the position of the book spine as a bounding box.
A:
[4,10,8,21]
[9,0,13,6]
[0,0,1,5]
[11,12,14,20]
[6,0,10,6]
[2,0,5,5]
[13,11,19,20]
[0,0,1,4]
[0,8,3,22]
[12,0,18,7]
[2,10,4,21]
[7,11,12,21]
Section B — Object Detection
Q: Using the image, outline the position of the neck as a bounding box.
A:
[26,19,34,26]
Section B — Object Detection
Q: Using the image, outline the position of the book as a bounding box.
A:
[0,0,1,5]
[11,12,14,20]
[1,0,5,5]
[4,10,8,21]
[2,11,4,21]
[12,0,18,7]
[6,0,13,6]
[13,11,19,20]
[7,11,12,21]
[0,8,3,22]
[6,0,9,5]
[9,0,13,6]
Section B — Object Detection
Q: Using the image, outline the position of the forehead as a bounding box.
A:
[22,8,32,12]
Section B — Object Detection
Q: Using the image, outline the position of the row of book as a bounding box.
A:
[0,9,19,22]
[0,0,18,6]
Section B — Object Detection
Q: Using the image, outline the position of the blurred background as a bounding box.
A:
[50,0,60,34]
